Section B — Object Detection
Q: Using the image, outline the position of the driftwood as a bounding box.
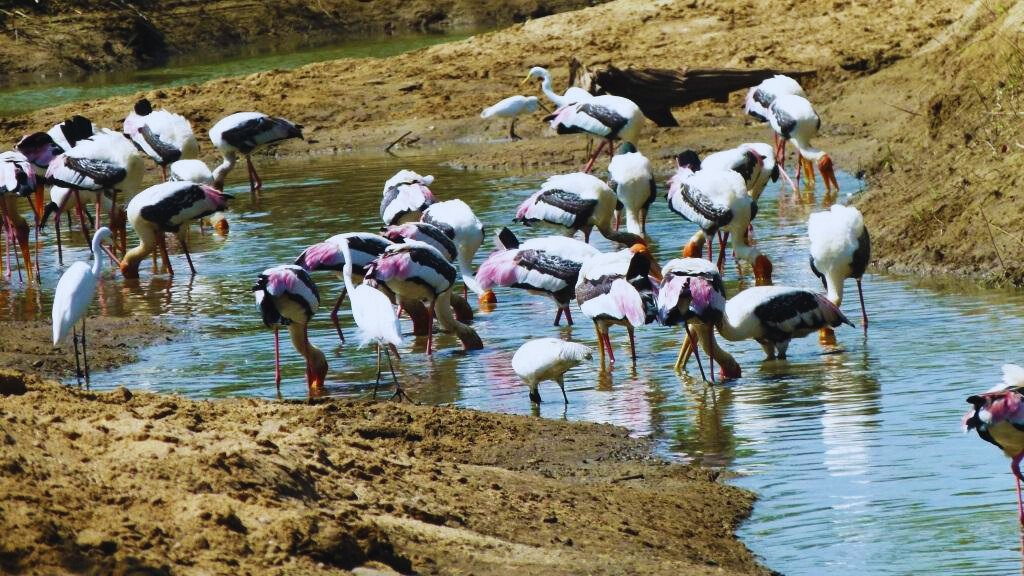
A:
[570,60,816,127]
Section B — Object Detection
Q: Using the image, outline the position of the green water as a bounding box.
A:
[0,29,477,116]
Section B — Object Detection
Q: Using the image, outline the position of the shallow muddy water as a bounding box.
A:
[0,29,477,116]
[2,152,1023,575]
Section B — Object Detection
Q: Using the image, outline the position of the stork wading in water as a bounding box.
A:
[380,170,435,226]
[364,240,483,355]
[480,95,543,140]
[513,338,593,404]
[46,129,146,255]
[607,143,656,236]
[546,94,643,173]
[253,265,328,390]
[656,257,737,381]
[475,228,599,326]
[1,151,39,281]
[295,232,393,344]
[119,182,233,278]
[51,227,116,387]
[767,94,838,195]
[336,238,410,401]
[963,365,1024,556]
[808,204,871,342]
[168,159,229,234]
[745,75,806,124]
[123,98,199,181]
[575,244,661,369]
[514,172,645,245]
[666,151,773,283]
[40,186,109,266]
[209,112,303,195]
[421,198,486,299]
[700,142,780,202]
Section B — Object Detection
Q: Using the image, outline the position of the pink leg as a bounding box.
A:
[717,232,730,273]
[564,306,573,326]
[330,289,347,343]
[72,191,92,246]
[684,325,708,382]
[554,307,564,326]
[274,326,281,386]
[246,155,263,192]
[582,140,607,173]
[707,232,714,262]
[604,331,616,366]
[1012,451,1024,560]
[857,278,869,333]
[161,165,167,182]
[425,304,435,355]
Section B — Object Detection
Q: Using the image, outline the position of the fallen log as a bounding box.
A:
[572,62,816,127]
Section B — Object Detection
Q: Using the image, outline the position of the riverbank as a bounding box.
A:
[0,0,603,79]
[0,373,766,575]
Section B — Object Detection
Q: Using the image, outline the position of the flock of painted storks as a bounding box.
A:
[2,68,1022,529]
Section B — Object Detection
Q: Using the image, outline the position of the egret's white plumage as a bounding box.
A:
[51,227,114,386]
[421,199,485,296]
[523,67,593,107]
[338,239,402,349]
[512,337,592,404]
[607,146,656,236]
[481,95,540,118]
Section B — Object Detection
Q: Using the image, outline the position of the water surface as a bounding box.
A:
[2,154,1022,575]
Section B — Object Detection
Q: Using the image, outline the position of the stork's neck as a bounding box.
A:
[212,152,237,190]
[119,227,157,279]
[434,290,483,350]
[338,240,357,295]
[824,272,845,306]
[288,323,316,360]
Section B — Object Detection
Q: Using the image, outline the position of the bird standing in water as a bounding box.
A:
[253,265,328,390]
[512,338,592,404]
[808,204,871,342]
[209,112,303,195]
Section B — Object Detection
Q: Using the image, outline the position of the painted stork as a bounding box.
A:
[364,240,483,355]
[607,143,656,236]
[253,264,327,390]
[380,169,435,226]
[119,182,232,278]
[963,364,1024,546]
[40,186,107,266]
[521,66,593,108]
[1,151,38,281]
[46,129,145,253]
[512,337,592,404]
[666,151,773,284]
[421,198,486,298]
[767,94,838,195]
[480,95,542,140]
[381,222,457,261]
[700,142,781,201]
[168,158,228,234]
[809,204,870,338]
[745,74,805,123]
[336,238,409,401]
[295,232,393,344]
[514,172,644,245]
[123,98,199,180]
[546,94,644,173]
[16,115,95,228]
[575,244,661,368]
[209,112,303,194]
[475,228,599,325]
[656,257,739,380]
[707,285,853,362]
[51,227,115,386]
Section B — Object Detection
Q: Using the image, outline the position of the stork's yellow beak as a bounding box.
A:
[519,75,532,86]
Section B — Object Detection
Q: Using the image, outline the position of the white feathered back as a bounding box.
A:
[808,205,864,263]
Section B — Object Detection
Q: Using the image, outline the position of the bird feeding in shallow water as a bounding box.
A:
[666,151,773,283]
[963,365,1024,550]
[41,185,107,266]
[123,99,199,181]
[480,95,542,140]
[575,244,661,369]
[546,94,643,173]
[808,204,871,341]
[1,150,39,282]
[253,265,328,390]
[607,143,656,236]
[767,94,838,195]
[475,227,599,326]
[335,238,410,401]
[521,66,594,108]
[119,181,233,278]
[421,198,487,298]
[295,232,394,344]
[380,170,435,226]
[209,112,303,195]
[744,74,806,124]
[51,227,116,387]
[168,159,229,235]
[656,257,737,381]
[513,337,592,404]
[514,172,645,246]
[364,240,483,355]
[700,142,780,202]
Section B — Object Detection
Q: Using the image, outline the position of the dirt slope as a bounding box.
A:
[0,0,604,78]
[0,375,766,575]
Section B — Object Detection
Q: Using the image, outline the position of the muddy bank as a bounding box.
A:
[0,0,603,79]
[0,375,765,575]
